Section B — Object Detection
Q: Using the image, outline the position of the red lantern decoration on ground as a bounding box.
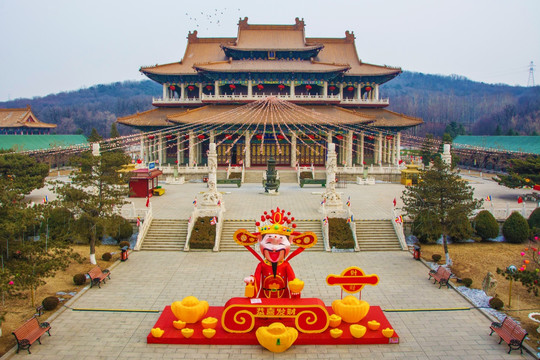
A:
[257,84,264,90]
[278,84,285,90]
[229,84,236,90]
[169,85,176,91]
[365,86,372,92]
[336,135,344,140]
[198,134,205,140]
[329,85,336,91]
[188,85,195,91]
[206,85,213,91]
[255,134,263,140]
[305,84,312,91]
[347,86,354,91]
[136,159,142,164]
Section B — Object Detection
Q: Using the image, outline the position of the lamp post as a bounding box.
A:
[506,265,517,308]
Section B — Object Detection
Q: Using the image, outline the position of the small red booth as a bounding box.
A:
[129,168,163,198]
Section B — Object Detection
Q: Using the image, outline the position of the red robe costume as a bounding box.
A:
[252,260,295,298]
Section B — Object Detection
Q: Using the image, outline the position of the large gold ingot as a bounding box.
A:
[256,322,298,353]
[171,296,209,323]
[288,278,304,293]
[331,296,370,323]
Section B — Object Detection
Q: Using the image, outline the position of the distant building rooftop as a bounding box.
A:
[453,135,540,155]
[0,134,88,152]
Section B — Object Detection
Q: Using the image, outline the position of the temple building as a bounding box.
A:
[0,106,56,135]
[118,18,422,167]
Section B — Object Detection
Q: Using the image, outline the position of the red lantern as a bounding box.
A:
[347,86,354,91]
[148,135,155,140]
[365,86,372,91]
[336,135,344,140]
[255,134,263,140]
[225,134,232,140]
[329,85,336,91]
[169,85,176,91]
[308,134,315,140]
[277,134,285,140]
[353,134,357,139]
[206,85,213,91]
[197,134,205,140]
[367,135,375,140]
[278,84,285,90]
[305,84,312,91]
[257,84,264,90]
[229,84,236,90]
[386,135,394,140]
[188,85,195,91]
[185,134,190,139]
[166,134,173,140]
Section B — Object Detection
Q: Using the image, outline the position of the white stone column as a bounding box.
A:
[163,84,167,100]
[378,132,383,165]
[188,131,195,166]
[355,85,360,100]
[290,81,295,96]
[140,135,144,162]
[375,84,379,101]
[323,81,328,97]
[346,130,353,167]
[180,83,185,99]
[244,130,251,167]
[291,131,297,167]
[339,83,344,100]
[176,133,181,165]
[209,130,215,144]
[215,81,220,96]
[247,79,252,97]
[397,132,401,164]
[327,130,333,144]
[322,143,344,215]
[360,132,365,165]
[198,83,202,99]
[158,133,163,166]
[383,136,387,164]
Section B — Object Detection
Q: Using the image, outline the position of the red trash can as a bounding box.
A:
[121,246,129,261]
[413,245,421,260]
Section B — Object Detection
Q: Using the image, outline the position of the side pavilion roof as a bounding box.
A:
[0,107,56,129]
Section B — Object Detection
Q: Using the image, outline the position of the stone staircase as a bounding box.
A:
[219,220,257,251]
[355,220,402,251]
[219,219,325,251]
[140,219,188,251]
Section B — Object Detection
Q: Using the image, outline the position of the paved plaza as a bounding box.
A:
[11,171,538,359]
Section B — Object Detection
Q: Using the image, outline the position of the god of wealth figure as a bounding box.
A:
[233,207,317,299]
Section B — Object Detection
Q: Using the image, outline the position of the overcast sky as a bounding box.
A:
[1,0,539,101]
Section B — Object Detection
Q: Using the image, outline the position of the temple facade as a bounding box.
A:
[118,18,422,167]
[0,106,56,135]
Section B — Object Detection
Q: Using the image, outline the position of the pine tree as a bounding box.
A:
[88,128,103,142]
[495,157,540,189]
[402,157,482,265]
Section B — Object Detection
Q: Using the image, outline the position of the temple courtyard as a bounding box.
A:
[8,171,538,359]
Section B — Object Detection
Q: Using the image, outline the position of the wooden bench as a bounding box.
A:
[87,266,111,288]
[428,266,451,288]
[299,178,326,188]
[12,317,51,354]
[217,178,241,187]
[489,316,528,354]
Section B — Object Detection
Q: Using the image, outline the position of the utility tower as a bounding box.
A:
[527,61,535,87]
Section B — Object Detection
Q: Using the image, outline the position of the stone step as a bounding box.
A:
[355,219,401,251]
[140,219,188,251]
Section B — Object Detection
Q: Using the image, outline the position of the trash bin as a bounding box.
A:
[413,245,421,260]
[121,246,129,261]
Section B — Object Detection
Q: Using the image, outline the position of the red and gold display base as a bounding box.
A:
[147,300,398,345]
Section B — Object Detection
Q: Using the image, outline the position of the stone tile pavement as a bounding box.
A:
[2,250,535,359]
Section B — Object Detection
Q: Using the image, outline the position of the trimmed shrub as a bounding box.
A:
[101,252,112,261]
[431,254,442,263]
[462,278,473,287]
[42,296,60,311]
[73,273,87,285]
[119,241,130,249]
[189,217,216,249]
[106,215,133,242]
[328,218,355,249]
[473,210,499,241]
[488,297,504,310]
[502,212,530,244]
[528,207,540,234]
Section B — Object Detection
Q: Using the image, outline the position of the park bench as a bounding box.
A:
[489,316,528,354]
[299,178,326,188]
[428,266,451,288]
[217,178,242,187]
[87,266,111,288]
[12,317,51,354]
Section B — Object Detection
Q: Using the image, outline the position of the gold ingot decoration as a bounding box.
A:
[331,296,370,323]
[255,322,299,353]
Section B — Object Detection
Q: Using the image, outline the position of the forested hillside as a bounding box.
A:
[1,72,538,138]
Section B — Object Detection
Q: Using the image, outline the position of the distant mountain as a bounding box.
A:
[0,73,538,138]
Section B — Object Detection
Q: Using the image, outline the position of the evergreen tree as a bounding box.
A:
[110,122,120,139]
[54,150,130,263]
[88,128,103,142]
[401,157,482,265]
[495,157,540,189]
[419,134,438,166]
